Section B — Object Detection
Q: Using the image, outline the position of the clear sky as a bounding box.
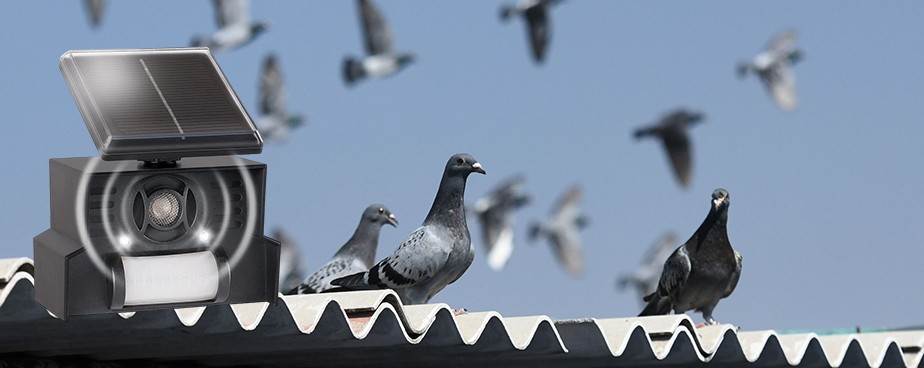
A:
[1,1,923,332]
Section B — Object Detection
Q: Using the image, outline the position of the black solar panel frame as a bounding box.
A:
[60,48,263,161]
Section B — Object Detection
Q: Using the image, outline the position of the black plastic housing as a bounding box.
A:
[34,156,280,319]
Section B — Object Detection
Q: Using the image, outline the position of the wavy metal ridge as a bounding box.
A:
[0,258,921,367]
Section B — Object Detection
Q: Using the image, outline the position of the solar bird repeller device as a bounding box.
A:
[33,48,281,319]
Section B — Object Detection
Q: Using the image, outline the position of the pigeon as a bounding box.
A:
[256,54,305,143]
[499,0,563,63]
[273,228,305,294]
[634,108,705,189]
[617,232,677,305]
[639,188,742,326]
[83,0,106,29]
[290,205,397,294]
[342,0,416,85]
[528,185,588,277]
[737,29,803,112]
[332,154,486,305]
[190,0,269,52]
[472,174,530,271]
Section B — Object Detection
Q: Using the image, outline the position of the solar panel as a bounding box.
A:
[60,48,262,161]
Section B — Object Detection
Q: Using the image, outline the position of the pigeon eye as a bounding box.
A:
[378,208,384,214]
[456,157,465,165]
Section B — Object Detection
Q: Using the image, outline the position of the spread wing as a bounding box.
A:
[213,0,249,29]
[767,29,797,55]
[524,4,550,62]
[546,185,584,275]
[357,0,394,55]
[764,65,797,111]
[259,54,286,116]
[660,128,693,188]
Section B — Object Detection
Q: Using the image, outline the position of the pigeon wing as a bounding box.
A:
[358,0,394,55]
[368,226,450,289]
[765,65,797,111]
[524,4,550,62]
[214,0,249,29]
[722,251,743,298]
[259,54,286,116]
[657,245,691,298]
[660,128,693,187]
[300,258,366,294]
[548,223,583,275]
[547,185,584,275]
[767,29,798,55]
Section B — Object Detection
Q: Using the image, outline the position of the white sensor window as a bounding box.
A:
[121,251,220,306]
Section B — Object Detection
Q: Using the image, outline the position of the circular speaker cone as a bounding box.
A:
[148,189,182,228]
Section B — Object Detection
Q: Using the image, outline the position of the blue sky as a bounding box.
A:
[2,1,923,332]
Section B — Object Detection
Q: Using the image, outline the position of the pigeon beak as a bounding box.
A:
[387,214,398,227]
[712,196,728,208]
[472,162,486,175]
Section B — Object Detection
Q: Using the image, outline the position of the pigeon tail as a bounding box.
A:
[342,57,365,85]
[330,271,382,290]
[639,292,672,316]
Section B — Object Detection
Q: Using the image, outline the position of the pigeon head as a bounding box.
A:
[446,153,486,177]
[251,20,270,37]
[363,204,398,228]
[711,188,730,210]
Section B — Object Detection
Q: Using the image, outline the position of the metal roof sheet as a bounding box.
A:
[1,257,921,367]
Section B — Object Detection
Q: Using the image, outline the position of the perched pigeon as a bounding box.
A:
[737,29,803,112]
[472,174,530,271]
[290,205,397,294]
[528,185,588,277]
[83,0,106,29]
[499,0,563,63]
[634,109,705,189]
[190,0,268,52]
[256,54,305,143]
[342,0,416,85]
[639,189,742,326]
[617,232,677,305]
[332,154,486,305]
[274,228,305,294]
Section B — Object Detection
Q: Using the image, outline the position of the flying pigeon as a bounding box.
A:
[737,29,803,112]
[190,0,269,52]
[332,154,485,305]
[273,228,305,294]
[528,185,588,277]
[634,108,705,189]
[639,188,742,326]
[290,205,397,294]
[83,0,106,29]
[499,0,563,63]
[342,0,416,85]
[256,54,305,143]
[472,174,530,271]
[617,232,677,305]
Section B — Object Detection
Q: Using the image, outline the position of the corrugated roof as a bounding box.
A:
[1,257,921,367]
